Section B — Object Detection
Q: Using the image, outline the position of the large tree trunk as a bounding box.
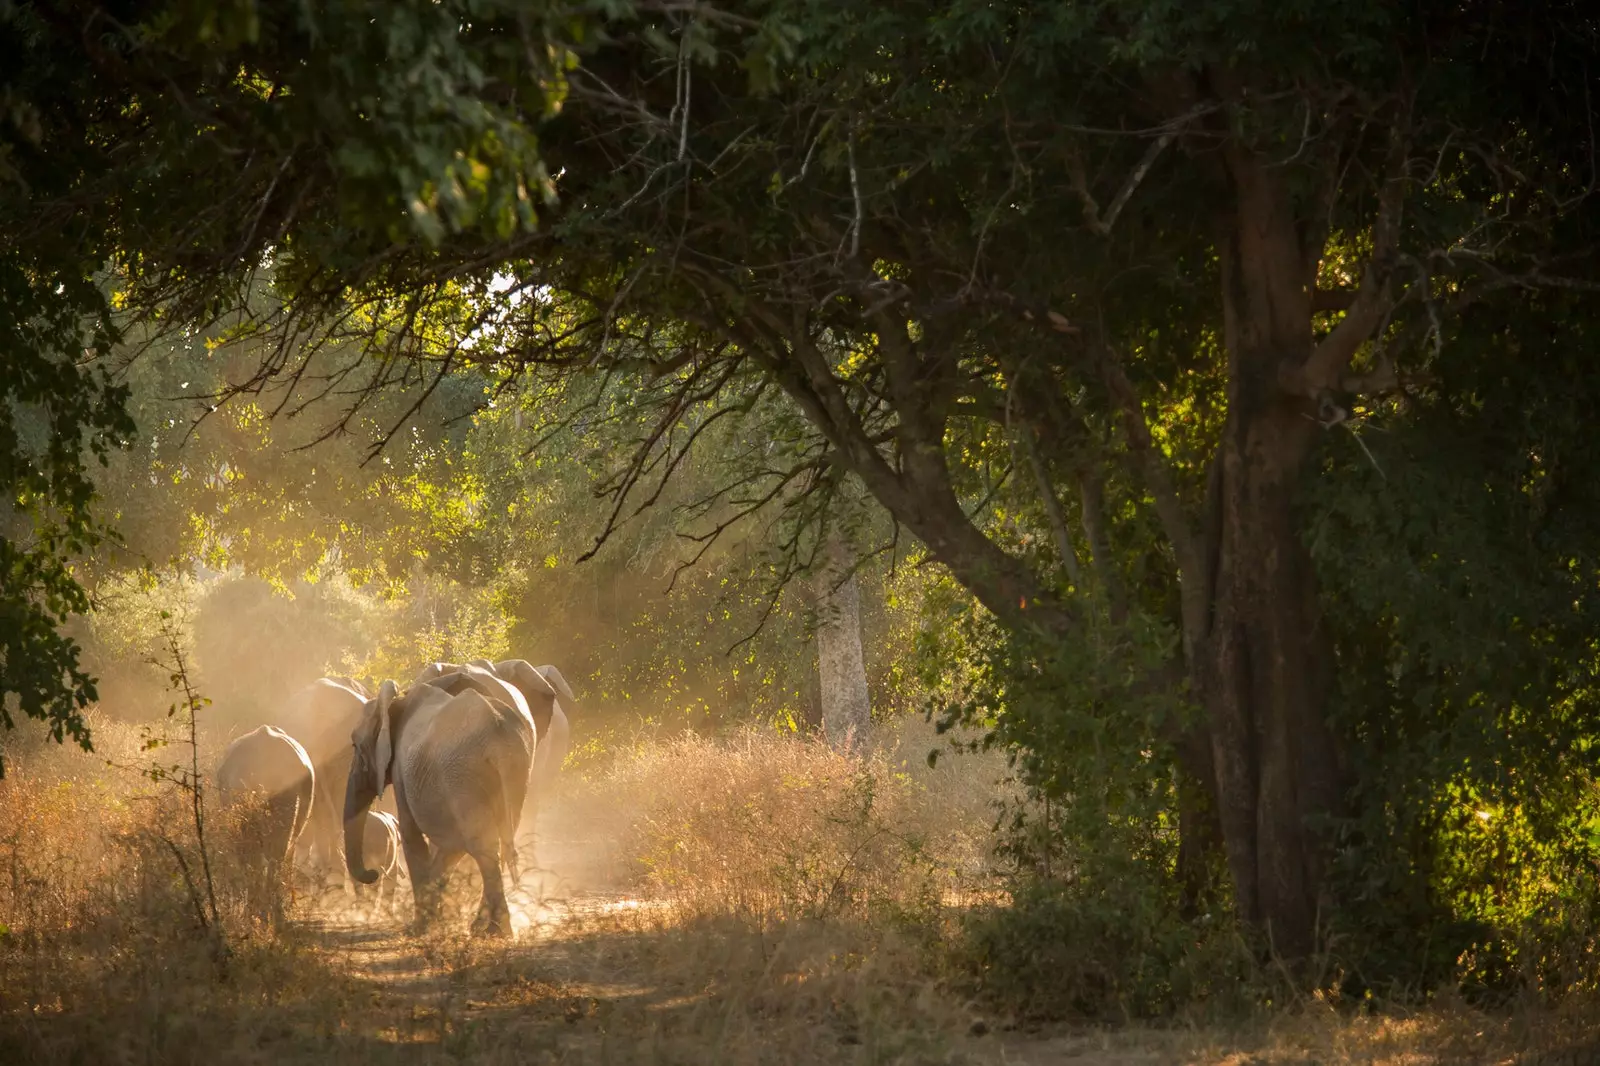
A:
[815,532,871,752]
[1189,146,1351,958]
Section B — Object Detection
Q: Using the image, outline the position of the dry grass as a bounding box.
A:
[577,716,1009,921]
[3,711,1599,1065]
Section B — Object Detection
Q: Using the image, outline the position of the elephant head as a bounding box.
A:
[344,680,398,885]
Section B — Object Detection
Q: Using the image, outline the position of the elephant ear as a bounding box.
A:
[374,680,399,793]
[495,659,557,699]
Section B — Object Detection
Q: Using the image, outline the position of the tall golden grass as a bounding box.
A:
[576,717,1010,923]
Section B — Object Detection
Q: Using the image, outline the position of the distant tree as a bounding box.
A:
[815,531,870,751]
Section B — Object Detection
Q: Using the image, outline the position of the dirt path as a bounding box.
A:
[290,900,652,1063]
[275,901,1577,1066]
[205,817,1566,1066]
[276,887,1226,1066]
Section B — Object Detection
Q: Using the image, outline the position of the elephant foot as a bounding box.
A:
[474,916,512,938]
[469,901,513,938]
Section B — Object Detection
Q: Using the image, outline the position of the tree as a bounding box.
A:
[10,0,1600,962]
[815,531,870,750]
[284,0,1590,955]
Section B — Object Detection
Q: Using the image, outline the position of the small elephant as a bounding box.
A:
[353,809,402,915]
[216,725,316,904]
[344,679,535,937]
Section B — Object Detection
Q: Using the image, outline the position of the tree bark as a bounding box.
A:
[815,531,872,752]
[1187,144,1352,958]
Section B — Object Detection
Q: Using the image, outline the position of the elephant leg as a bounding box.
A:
[380,869,398,914]
[324,776,353,892]
[504,838,522,890]
[393,787,442,931]
[472,849,512,938]
[514,796,551,877]
[305,775,340,889]
[269,794,298,865]
[422,850,466,932]
[401,837,442,930]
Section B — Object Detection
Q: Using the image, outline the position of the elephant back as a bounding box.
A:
[268,678,368,768]
[415,662,536,737]
[217,725,315,800]
[489,659,563,737]
[397,687,534,785]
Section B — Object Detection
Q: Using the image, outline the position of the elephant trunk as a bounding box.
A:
[343,771,381,886]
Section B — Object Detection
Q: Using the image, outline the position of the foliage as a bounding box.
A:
[1305,286,1600,996]
[599,722,1001,925]
[0,0,584,754]
[956,877,1261,1023]
[191,574,376,718]
[0,260,130,772]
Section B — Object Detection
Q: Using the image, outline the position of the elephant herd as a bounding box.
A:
[212,657,575,936]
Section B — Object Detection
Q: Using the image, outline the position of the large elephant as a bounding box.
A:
[344,679,535,936]
[216,725,316,891]
[267,677,370,886]
[413,659,576,862]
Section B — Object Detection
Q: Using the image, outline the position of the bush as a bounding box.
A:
[955,875,1262,1023]
[0,714,298,1020]
[588,719,1006,927]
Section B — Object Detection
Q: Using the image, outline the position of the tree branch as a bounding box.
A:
[1294,112,1412,395]
[1066,105,1206,237]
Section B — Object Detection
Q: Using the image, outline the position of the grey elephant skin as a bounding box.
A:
[216,724,316,877]
[344,678,534,936]
[267,677,369,885]
[413,658,575,858]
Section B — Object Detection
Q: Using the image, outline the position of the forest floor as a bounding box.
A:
[96,822,1594,1066]
[146,885,1600,1066]
[7,720,1600,1065]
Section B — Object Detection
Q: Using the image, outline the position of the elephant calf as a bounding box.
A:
[344,679,534,937]
[216,725,316,910]
[353,809,402,914]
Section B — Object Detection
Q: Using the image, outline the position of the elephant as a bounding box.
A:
[413,659,576,864]
[353,809,402,914]
[326,676,372,699]
[344,678,535,936]
[488,660,575,797]
[267,677,370,888]
[216,725,316,910]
